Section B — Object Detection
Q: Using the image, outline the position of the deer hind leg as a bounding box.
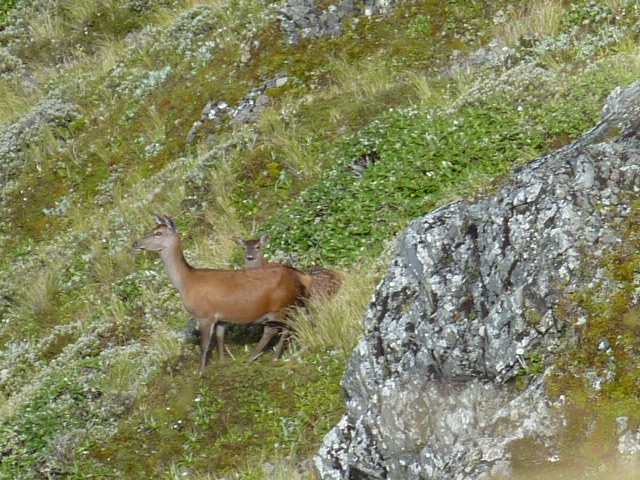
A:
[273,325,292,361]
[199,319,216,373]
[215,322,226,361]
[248,324,279,361]
[248,312,290,362]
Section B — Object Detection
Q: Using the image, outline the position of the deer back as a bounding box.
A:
[307,267,343,300]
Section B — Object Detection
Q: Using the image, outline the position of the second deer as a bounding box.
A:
[233,234,343,300]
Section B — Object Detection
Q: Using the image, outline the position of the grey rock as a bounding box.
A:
[279,0,393,45]
[185,73,288,144]
[617,416,640,457]
[444,39,516,77]
[315,81,640,479]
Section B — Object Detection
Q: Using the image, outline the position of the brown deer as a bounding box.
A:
[233,235,342,300]
[232,234,269,268]
[133,215,311,373]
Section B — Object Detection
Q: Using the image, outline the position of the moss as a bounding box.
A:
[545,201,640,432]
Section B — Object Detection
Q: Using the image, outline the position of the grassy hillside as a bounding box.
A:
[2,0,640,478]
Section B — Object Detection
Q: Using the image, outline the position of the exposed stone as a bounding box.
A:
[315,81,640,478]
[185,73,289,144]
[617,417,640,457]
[279,0,393,45]
[443,38,516,77]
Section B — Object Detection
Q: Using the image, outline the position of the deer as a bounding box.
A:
[133,214,312,373]
[233,234,343,300]
[232,234,269,268]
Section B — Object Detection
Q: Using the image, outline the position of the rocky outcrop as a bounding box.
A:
[315,82,640,479]
[185,73,290,144]
[279,0,394,45]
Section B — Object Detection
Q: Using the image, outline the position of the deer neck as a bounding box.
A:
[159,236,192,294]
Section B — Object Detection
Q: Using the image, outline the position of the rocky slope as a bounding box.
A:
[316,82,640,479]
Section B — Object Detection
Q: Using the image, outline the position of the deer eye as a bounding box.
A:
[154,231,163,236]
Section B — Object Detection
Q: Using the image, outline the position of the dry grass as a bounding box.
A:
[90,247,136,287]
[103,349,139,394]
[497,0,564,47]
[13,263,62,322]
[24,127,62,174]
[331,55,396,100]
[0,81,38,126]
[193,152,244,267]
[66,0,117,26]
[257,110,320,181]
[405,71,434,106]
[604,0,627,10]
[72,35,126,86]
[292,261,381,358]
[28,9,66,47]
[598,43,640,83]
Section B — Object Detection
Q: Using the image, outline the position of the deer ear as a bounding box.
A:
[152,213,164,225]
[232,237,246,247]
[260,233,269,245]
[165,216,177,233]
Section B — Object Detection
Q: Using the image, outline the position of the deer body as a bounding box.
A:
[180,269,301,321]
[134,215,310,373]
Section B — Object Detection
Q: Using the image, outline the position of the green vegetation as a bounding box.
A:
[2,0,640,478]
[267,62,618,264]
[0,0,19,25]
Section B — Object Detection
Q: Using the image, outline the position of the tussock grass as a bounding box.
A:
[257,110,321,181]
[24,129,61,175]
[604,0,627,10]
[103,349,140,394]
[405,71,434,106]
[141,104,168,151]
[192,152,245,267]
[113,171,186,234]
[70,35,125,85]
[242,455,315,480]
[150,324,184,363]
[292,261,381,358]
[28,10,66,48]
[65,0,116,27]
[331,56,396,100]
[13,263,62,323]
[497,0,564,46]
[90,247,136,287]
[195,216,242,268]
[598,46,640,84]
[0,81,37,126]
